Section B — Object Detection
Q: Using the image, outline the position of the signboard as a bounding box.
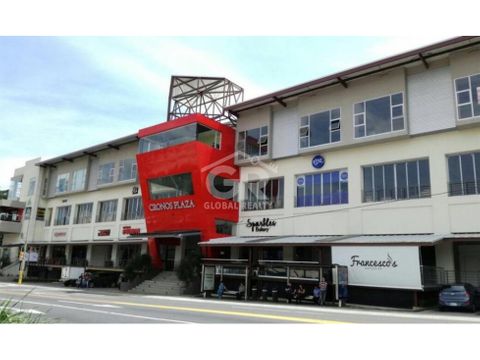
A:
[312,155,325,169]
[331,246,422,290]
[97,229,111,237]
[246,218,277,232]
[149,199,195,212]
[203,266,215,291]
[26,251,39,262]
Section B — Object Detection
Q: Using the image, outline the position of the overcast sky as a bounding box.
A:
[0,36,448,189]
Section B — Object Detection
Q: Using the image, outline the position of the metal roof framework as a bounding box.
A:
[167,76,244,125]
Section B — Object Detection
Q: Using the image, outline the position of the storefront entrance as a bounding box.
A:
[161,245,176,271]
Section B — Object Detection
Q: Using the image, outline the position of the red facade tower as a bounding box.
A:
[136,114,239,270]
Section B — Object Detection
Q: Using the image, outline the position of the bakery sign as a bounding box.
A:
[246,218,277,232]
[332,246,422,290]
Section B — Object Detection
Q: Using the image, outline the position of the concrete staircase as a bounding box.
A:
[129,271,187,296]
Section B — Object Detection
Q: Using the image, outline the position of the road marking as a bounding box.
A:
[59,300,122,309]
[10,308,45,315]
[0,297,194,324]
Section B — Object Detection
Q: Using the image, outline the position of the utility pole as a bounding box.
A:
[17,209,31,285]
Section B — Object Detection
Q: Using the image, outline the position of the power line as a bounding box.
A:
[236,189,452,226]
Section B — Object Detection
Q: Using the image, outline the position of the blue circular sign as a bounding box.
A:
[296,177,305,186]
[312,155,325,169]
[340,171,348,181]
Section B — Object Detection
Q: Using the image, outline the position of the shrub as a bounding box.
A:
[176,249,202,285]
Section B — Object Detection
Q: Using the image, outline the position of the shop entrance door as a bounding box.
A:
[163,245,176,271]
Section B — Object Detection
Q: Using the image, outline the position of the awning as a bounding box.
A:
[200,234,449,247]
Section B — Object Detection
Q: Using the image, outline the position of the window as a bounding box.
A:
[71,169,87,192]
[244,178,284,211]
[299,108,341,148]
[354,93,404,138]
[237,126,268,159]
[139,123,221,153]
[296,170,348,207]
[215,219,235,235]
[454,74,480,120]
[27,177,36,196]
[362,159,430,202]
[97,162,115,185]
[8,177,22,201]
[55,173,69,193]
[74,203,93,224]
[447,152,480,196]
[118,159,137,182]
[36,208,45,221]
[45,208,52,227]
[148,173,193,200]
[54,206,71,226]
[97,200,118,222]
[122,197,144,220]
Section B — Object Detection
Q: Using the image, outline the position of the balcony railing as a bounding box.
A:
[448,182,480,196]
[363,186,431,203]
[0,213,22,222]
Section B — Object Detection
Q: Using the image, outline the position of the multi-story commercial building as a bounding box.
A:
[2,37,480,308]
[204,36,480,307]
[1,135,149,279]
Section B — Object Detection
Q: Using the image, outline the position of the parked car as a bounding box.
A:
[438,283,480,312]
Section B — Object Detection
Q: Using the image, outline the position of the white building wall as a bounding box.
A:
[237,127,480,236]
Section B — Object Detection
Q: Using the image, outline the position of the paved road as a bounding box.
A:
[1,282,480,324]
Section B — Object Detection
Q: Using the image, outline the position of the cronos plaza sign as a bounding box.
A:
[331,246,423,290]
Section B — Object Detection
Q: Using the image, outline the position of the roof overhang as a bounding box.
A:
[200,234,449,247]
[36,133,138,167]
[227,36,480,114]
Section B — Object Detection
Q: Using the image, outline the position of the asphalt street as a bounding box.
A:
[1,282,480,324]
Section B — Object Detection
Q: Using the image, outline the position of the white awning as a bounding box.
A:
[200,234,449,247]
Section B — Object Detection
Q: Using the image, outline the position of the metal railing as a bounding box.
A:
[420,266,446,287]
[363,186,431,203]
[448,182,479,196]
[444,270,480,287]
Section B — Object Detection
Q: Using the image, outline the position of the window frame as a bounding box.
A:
[122,196,144,221]
[361,157,431,203]
[243,177,284,211]
[299,108,341,149]
[294,169,349,208]
[96,199,118,223]
[353,92,405,139]
[55,173,70,194]
[446,150,480,196]
[237,126,269,160]
[118,159,138,182]
[71,168,87,192]
[454,73,480,121]
[97,162,115,186]
[74,202,93,224]
[54,205,71,226]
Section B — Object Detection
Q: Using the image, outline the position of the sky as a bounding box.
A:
[0,35,449,190]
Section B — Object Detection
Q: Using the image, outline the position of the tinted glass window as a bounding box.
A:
[148,173,193,200]
[366,96,391,136]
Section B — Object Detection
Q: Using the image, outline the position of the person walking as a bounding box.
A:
[319,277,328,305]
[285,282,294,304]
[313,284,321,305]
[217,281,227,300]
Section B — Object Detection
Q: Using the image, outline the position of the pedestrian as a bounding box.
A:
[313,284,321,305]
[319,277,328,305]
[217,281,227,299]
[237,282,245,300]
[117,273,125,290]
[77,273,84,288]
[285,282,294,304]
[294,284,306,304]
